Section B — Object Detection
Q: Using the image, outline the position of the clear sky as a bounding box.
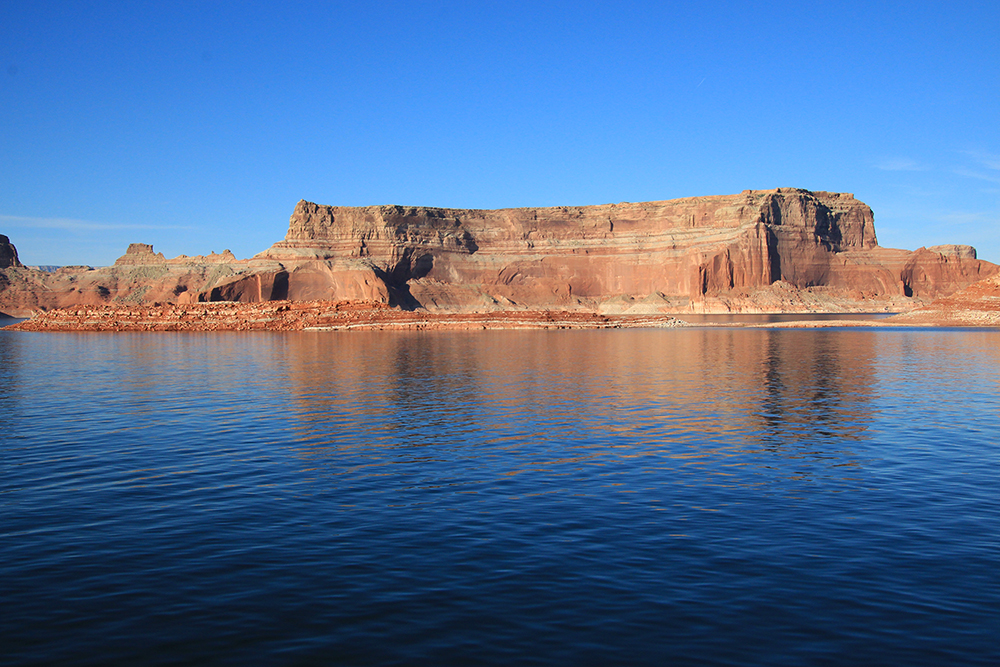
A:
[2,1,998,266]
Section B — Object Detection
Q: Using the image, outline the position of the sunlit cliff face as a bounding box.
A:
[259,189,991,308]
[2,190,996,316]
[266,190,879,302]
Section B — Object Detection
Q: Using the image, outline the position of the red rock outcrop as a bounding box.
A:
[252,189,995,311]
[888,272,1000,326]
[114,242,239,266]
[114,243,167,265]
[0,235,393,317]
[3,188,997,318]
[0,239,278,316]
[0,234,21,269]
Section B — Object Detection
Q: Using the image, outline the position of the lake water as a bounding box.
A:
[2,326,998,665]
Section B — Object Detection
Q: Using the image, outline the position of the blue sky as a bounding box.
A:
[2,1,998,266]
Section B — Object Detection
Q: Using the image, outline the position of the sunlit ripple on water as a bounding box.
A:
[1,327,999,665]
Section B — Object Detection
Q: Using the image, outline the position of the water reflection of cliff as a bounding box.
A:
[752,329,877,448]
[0,331,23,435]
[281,328,880,468]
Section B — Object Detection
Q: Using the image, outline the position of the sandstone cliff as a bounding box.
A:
[252,188,995,311]
[0,241,270,317]
[2,188,997,317]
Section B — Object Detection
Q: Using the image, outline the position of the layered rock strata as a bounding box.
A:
[887,272,1000,327]
[0,238,389,317]
[2,188,997,318]
[740,273,1000,328]
[0,246,270,317]
[254,189,996,311]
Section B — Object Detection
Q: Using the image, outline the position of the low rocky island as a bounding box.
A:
[3,188,998,330]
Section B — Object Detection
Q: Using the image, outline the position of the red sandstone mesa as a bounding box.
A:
[2,188,997,320]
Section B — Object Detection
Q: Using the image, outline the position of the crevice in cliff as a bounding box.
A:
[372,266,423,311]
[814,205,843,251]
[767,226,782,284]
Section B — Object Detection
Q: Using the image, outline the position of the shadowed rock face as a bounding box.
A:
[0,234,21,269]
[2,189,997,317]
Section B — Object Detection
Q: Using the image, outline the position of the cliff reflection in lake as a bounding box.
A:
[3,326,998,665]
[281,329,878,496]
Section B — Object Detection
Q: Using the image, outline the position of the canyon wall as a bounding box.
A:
[255,188,994,311]
[2,189,997,317]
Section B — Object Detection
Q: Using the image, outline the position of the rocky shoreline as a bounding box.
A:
[5,296,998,333]
[6,261,999,333]
[2,301,688,332]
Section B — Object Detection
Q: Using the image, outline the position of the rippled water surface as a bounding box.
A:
[2,327,999,665]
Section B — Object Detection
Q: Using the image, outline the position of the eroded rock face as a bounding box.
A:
[927,244,976,260]
[114,243,166,265]
[891,272,1000,326]
[255,188,995,310]
[3,189,997,317]
[0,239,391,317]
[257,190,873,303]
[0,234,21,269]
